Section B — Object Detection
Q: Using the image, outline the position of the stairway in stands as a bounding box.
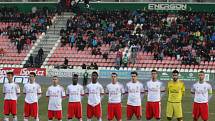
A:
[23,12,72,67]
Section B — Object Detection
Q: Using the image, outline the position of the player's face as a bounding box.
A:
[29,74,35,83]
[151,72,157,80]
[131,74,137,82]
[72,77,78,85]
[172,73,178,81]
[7,74,13,82]
[52,77,59,85]
[111,74,117,84]
[198,73,205,81]
[91,73,98,83]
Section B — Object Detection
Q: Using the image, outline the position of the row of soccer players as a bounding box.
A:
[2,70,213,121]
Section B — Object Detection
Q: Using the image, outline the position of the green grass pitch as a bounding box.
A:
[0,85,214,121]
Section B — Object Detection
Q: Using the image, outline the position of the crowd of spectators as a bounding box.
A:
[0,7,54,54]
[57,8,215,69]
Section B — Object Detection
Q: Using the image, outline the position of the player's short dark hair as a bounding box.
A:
[6,71,14,76]
[92,71,98,76]
[29,72,36,77]
[73,74,79,77]
[53,76,58,78]
[112,73,118,76]
[151,69,157,73]
[172,70,179,74]
[199,71,205,74]
[131,71,138,76]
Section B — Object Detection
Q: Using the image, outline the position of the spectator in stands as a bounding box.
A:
[103,52,108,60]
[83,70,88,86]
[29,55,34,67]
[88,63,95,70]
[94,63,98,70]
[116,50,123,67]
[38,48,44,61]
[122,54,128,67]
[0,48,5,57]
[63,57,69,69]
[96,48,102,55]
[81,63,87,69]
[17,40,22,54]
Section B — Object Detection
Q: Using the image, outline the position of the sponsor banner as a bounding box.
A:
[148,3,187,11]
[0,68,46,76]
[47,69,98,77]
[158,72,213,81]
[99,70,151,80]
[0,75,29,84]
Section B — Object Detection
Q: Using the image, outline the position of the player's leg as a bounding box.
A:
[3,100,10,121]
[95,103,102,121]
[114,103,122,121]
[11,100,17,121]
[76,102,83,121]
[200,103,209,121]
[24,102,30,121]
[192,102,200,121]
[154,102,161,121]
[67,102,75,121]
[32,102,39,121]
[126,105,133,121]
[87,104,93,121]
[107,103,114,121]
[48,110,54,121]
[166,102,173,121]
[174,103,183,121]
[146,102,153,121]
[55,110,63,121]
[134,106,142,121]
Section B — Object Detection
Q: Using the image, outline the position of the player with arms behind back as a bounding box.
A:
[23,72,42,121]
[191,71,212,121]
[145,70,165,121]
[125,71,144,121]
[66,74,84,121]
[166,70,185,121]
[106,73,125,121]
[3,71,20,121]
[46,76,66,121]
[85,71,104,121]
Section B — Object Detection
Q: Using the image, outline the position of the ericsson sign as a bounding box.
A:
[148,3,187,11]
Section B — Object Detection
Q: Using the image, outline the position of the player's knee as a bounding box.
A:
[167,117,172,120]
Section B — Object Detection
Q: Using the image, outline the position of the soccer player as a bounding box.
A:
[3,71,20,121]
[46,76,66,121]
[125,71,144,121]
[166,70,185,121]
[145,70,165,121]
[66,74,84,121]
[85,71,104,121]
[191,71,213,121]
[106,73,125,121]
[23,72,42,121]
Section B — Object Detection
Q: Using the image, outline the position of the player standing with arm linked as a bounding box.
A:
[106,73,125,121]
[191,71,213,121]
[23,72,42,121]
[125,71,144,121]
[3,71,20,121]
[85,71,104,121]
[166,70,185,121]
[46,76,66,121]
[145,70,165,121]
[66,74,84,121]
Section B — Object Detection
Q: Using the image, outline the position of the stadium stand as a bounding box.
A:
[0,7,54,67]
[46,10,215,70]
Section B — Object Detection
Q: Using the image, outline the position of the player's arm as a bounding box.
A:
[2,85,5,96]
[140,84,145,99]
[61,86,66,99]
[191,84,195,95]
[124,84,128,96]
[100,85,105,101]
[85,86,89,96]
[80,87,85,100]
[37,84,42,99]
[46,88,50,100]
[182,82,185,96]
[121,84,125,99]
[66,87,69,98]
[160,82,166,98]
[208,84,213,101]
[16,84,21,97]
